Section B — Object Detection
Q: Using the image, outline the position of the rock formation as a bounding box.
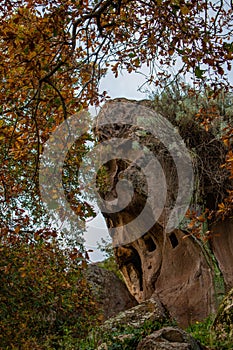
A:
[136,327,203,350]
[97,295,170,349]
[210,220,233,292]
[94,98,232,327]
[100,295,168,332]
[86,264,137,320]
[113,227,219,327]
[96,297,202,350]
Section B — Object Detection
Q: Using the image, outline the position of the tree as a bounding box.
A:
[0,1,232,345]
[0,1,232,234]
[0,5,102,347]
[0,1,232,229]
[150,82,232,237]
[0,239,100,349]
[0,6,96,242]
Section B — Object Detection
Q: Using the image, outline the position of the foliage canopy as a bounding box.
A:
[0,0,232,232]
[0,1,233,347]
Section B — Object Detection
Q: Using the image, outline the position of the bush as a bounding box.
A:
[186,315,233,349]
[0,238,100,349]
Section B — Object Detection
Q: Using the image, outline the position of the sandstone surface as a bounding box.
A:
[86,264,137,320]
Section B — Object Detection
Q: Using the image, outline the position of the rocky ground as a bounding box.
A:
[82,265,233,350]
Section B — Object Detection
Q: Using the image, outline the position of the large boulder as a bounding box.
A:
[101,295,169,332]
[136,327,203,350]
[86,264,137,320]
[97,296,171,349]
[96,301,203,350]
[212,287,233,345]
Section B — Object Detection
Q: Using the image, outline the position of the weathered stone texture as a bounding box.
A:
[101,295,168,332]
[115,228,216,327]
[95,98,232,327]
[136,327,203,350]
[210,220,233,292]
[86,264,137,320]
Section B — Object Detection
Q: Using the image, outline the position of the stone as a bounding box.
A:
[86,264,137,320]
[136,327,203,350]
[96,296,171,349]
[210,219,233,292]
[97,344,108,350]
[101,295,169,332]
[212,287,233,345]
[115,230,216,327]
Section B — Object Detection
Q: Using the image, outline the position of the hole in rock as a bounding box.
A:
[169,232,179,248]
[144,235,157,252]
[126,246,143,292]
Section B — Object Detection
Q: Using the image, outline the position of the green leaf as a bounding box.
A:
[223,42,233,53]
[194,67,205,79]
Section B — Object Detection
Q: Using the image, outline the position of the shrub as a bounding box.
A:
[186,315,233,349]
[0,238,100,349]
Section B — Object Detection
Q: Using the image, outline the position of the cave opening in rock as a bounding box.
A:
[169,232,179,248]
[125,246,143,292]
[144,235,157,252]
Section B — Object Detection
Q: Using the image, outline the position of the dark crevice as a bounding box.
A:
[144,234,157,252]
[169,232,179,248]
[124,246,143,292]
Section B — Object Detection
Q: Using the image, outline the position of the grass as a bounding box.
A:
[77,319,176,350]
[186,315,233,350]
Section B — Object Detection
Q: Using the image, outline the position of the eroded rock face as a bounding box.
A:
[136,327,203,350]
[86,264,137,320]
[95,98,230,327]
[115,229,216,327]
[210,220,233,292]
